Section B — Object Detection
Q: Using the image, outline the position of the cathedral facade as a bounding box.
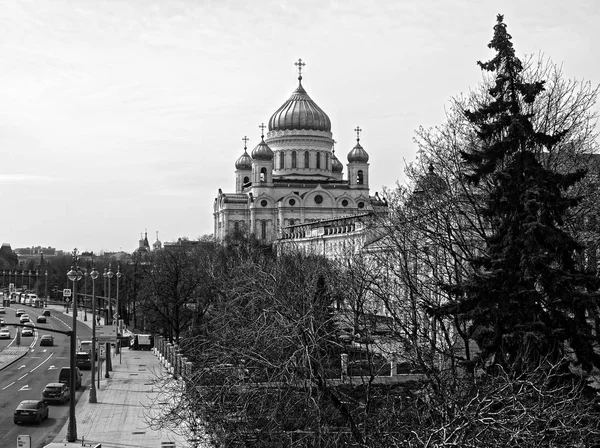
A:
[214,60,377,243]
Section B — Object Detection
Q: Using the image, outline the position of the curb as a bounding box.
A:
[0,347,30,371]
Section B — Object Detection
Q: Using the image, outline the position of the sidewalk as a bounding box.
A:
[0,303,189,447]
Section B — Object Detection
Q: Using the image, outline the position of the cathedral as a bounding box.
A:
[213,59,379,243]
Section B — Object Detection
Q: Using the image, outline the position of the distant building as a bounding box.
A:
[214,59,381,244]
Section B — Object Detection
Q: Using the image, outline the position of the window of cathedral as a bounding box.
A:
[260,167,267,182]
[261,200,268,207]
[279,152,285,170]
[358,201,365,209]
[291,151,297,168]
[304,151,310,168]
[261,221,267,240]
[325,153,330,170]
[289,219,295,226]
[289,198,296,206]
[357,170,364,185]
[314,195,323,204]
[234,222,239,232]
[316,152,321,169]
[342,199,348,207]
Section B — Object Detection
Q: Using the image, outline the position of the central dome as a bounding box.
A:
[268,79,331,132]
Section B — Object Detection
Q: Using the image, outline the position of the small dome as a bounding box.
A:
[251,137,274,161]
[235,149,252,170]
[413,163,447,196]
[269,78,331,132]
[332,150,343,173]
[348,140,369,163]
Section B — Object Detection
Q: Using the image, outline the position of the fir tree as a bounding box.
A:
[434,14,600,372]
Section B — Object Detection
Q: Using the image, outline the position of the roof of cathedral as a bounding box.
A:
[268,76,331,133]
[332,150,343,173]
[235,148,253,170]
[251,136,274,161]
[347,140,369,163]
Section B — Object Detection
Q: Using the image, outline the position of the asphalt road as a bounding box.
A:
[0,305,93,448]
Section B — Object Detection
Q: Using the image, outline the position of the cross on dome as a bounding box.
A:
[354,126,362,142]
[259,123,266,138]
[242,135,249,150]
[295,58,305,81]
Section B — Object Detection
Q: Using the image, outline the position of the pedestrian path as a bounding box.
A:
[46,348,187,448]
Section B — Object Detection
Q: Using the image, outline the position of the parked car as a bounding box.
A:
[58,367,82,389]
[0,328,11,339]
[21,327,34,337]
[76,352,92,370]
[36,315,47,323]
[42,382,70,404]
[14,399,49,424]
[42,309,51,316]
[40,335,54,346]
[15,308,25,317]
[0,305,5,313]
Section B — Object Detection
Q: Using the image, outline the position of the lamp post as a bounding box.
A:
[115,266,122,355]
[66,250,82,442]
[44,270,48,300]
[35,270,39,296]
[21,270,24,292]
[103,268,107,321]
[107,264,114,323]
[89,266,99,403]
[84,271,88,321]
[2,270,5,287]
[28,270,31,291]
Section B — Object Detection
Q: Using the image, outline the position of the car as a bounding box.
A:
[42,309,51,316]
[0,305,5,313]
[79,340,92,354]
[20,314,30,323]
[15,308,25,317]
[0,328,11,339]
[21,327,34,337]
[76,352,92,370]
[40,335,54,346]
[58,367,82,390]
[0,317,4,326]
[14,400,49,424]
[42,382,70,404]
[36,315,47,323]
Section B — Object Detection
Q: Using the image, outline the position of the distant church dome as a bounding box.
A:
[413,163,447,196]
[332,150,343,173]
[251,136,274,161]
[235,148,253,170]
[153,231,162,250]
[268,75,331,132]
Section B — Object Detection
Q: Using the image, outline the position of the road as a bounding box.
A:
[0,305,93,448]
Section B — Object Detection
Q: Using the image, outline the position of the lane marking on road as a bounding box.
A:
[49,365,57,370]
[18,373,28,380]
[2,381,15,390]
[19,384,31,391]
[30,353,52,372]
[18,365,26,369]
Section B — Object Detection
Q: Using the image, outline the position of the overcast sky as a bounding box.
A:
[1,0,598,253]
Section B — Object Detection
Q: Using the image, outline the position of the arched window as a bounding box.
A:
[243,176,250,184]
[316,152,321,169]
[261,221,267,240]
[325,153,330,170]
[234,221,239,232]
[291,151,297,168]
[357,170,364,185]
[260,167,267,182]
[304,151,310,168]
[279,152,285,170]
[289,219,295,226]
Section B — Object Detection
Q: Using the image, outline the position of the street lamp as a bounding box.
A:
[66,251,83,442]
[28,270,31,291]
[44,270,48,301]
[89,266,99,403]
[84,271,88,321]
[2,270,5,287]
[103,268,107,319]
[115,265,122,355]
[107,264,114,324]
[35,270,39,296]
[21,270,24,292]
